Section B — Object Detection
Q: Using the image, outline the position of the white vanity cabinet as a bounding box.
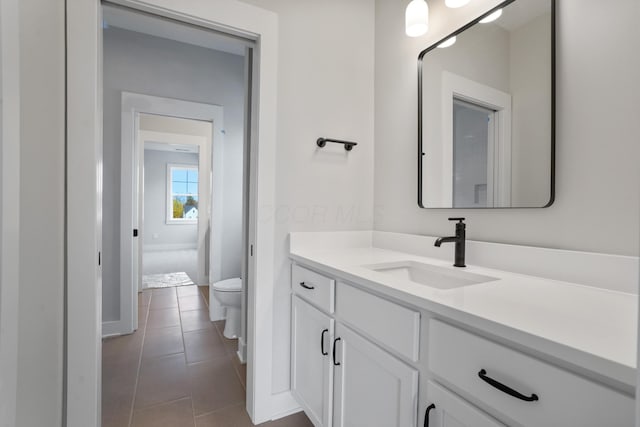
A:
[333,322,418,427]
[427,320,635,427]
[291,296,334,427]
[290,260,635,427]
[291,264,419,427]
[424,381,505,427]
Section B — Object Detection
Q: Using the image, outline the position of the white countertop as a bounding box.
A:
[290,240,638,388]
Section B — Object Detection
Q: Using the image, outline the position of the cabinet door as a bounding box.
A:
[423,381,505,427]
[291,296,334,427]
[332,323,418,427]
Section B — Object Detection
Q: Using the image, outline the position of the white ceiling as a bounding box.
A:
[102,4,248,57]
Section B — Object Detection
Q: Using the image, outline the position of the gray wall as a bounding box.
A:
[143,150,198,248]
[103,27,245,322]
[375,0,640,256]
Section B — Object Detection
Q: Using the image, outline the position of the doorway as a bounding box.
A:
[138,114,210,294]
[66,0,284,424]
[452,99,495,208]
[99,7,255,424]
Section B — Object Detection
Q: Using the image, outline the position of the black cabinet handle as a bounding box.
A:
[321,329,329,356]
[333,337,341,366]
[299,282,315,290]
[424,403,436,427]
[478,369,539,402]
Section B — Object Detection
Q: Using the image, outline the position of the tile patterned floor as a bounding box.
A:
[103,285,313,427]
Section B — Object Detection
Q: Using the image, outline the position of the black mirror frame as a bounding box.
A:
[417,0,556,209]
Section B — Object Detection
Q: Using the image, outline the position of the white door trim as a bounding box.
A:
[119,92,222,335]
[66,1,103,425]
[66,0,285,425]
[0,0,21,425]
[442,71,512,207]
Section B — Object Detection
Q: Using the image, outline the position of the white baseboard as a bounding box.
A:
[237,337,247,363]
[268,391,302,421]
[102,320,124,338]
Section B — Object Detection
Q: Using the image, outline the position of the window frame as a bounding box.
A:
[166,163,199,225]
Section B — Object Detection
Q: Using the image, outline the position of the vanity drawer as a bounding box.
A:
[336,282,420,362]
[291,264,335,313]
[428,320,634,427]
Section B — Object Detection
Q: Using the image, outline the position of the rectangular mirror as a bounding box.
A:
[418,0,555,208]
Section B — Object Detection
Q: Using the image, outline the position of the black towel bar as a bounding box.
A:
[316,137,358,151]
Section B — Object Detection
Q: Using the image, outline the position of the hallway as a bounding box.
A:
[102,285,312,427]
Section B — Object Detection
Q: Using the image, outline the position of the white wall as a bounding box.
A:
[239,0,375,394]
[14,0,65,425]
[510,13,552,206]
[375,0,640,257]
[143,149,199,248]
[103,27,245,321]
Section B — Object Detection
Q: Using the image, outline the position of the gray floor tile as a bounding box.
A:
[132,398,195,427]
[188,357,245,416]
[143,326,184,359]
[135,353,189,409]
[195,403,253,427]
[181,309,214,333]
[103,285,311,426]
[147,307,181,329]
[179,295,207,311]
[183,329,227,364]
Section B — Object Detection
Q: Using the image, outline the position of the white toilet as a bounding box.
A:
[211,278,242,339]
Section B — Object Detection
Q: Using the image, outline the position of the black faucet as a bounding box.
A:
[434,218,466,267]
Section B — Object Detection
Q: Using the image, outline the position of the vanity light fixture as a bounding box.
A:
[445,0,470,8]
[437,36,457,48]
[479,8,503,23]
[405,0,429,37]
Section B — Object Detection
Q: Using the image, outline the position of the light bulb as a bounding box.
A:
[437,36,457,48]
[445,0,470,8]
[480,9,503,23]
[406,0,429,37]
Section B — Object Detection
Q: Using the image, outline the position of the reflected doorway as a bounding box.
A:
[452,99,494,208]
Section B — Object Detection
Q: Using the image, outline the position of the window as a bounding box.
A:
[167,164,199,224]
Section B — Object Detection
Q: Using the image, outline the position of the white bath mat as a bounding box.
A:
[143,272,194,289]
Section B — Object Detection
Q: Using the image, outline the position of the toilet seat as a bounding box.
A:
[212,277,241,292]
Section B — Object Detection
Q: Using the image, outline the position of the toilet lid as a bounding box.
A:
[212,277,242,292]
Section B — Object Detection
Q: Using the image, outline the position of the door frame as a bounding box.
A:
[441,71,512,207]
[0,0,20,424]
[66,0,286,425]
[113,92,222,336]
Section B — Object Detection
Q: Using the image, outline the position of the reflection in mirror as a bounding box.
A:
[419,0,554,208]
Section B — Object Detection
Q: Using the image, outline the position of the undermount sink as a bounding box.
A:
[364,260,498,290]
